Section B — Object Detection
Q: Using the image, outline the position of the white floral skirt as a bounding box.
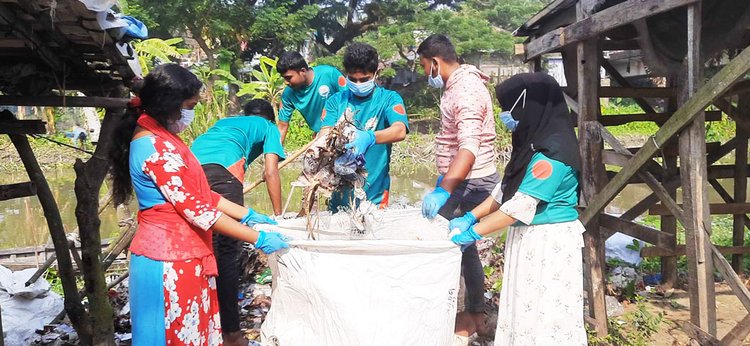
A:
[494,220,587,346]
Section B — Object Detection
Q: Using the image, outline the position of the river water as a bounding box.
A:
[0,164,734,250]
[0,165,436,249]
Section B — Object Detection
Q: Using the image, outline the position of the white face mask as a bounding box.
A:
[427,61,444,89]
[169,108,195,133]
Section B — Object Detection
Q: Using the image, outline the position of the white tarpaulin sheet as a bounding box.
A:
[260,208,462,346]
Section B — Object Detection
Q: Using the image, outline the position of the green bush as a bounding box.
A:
[285,110,314,150]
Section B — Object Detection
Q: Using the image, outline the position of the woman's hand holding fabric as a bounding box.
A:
[344,129,376,155]
[451,225,482,251]
[449,211,477,234]
[254,231,289,254]
[241,208,278,226]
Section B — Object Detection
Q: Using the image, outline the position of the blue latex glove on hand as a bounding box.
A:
[254,231,289,254]
[435,175,444,187]
[449,211,478,234]
[421,186,451,219]
[450,225,483,251]
[241,208,278,226]
[344,129,376,155]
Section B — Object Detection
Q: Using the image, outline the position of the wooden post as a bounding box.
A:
[679,2,717,335]
[733,94,750,273]
[6,129,90,339]
[72,87,128,346]
[662,78,679,289]
[577,0,608,336]
[532,57,542,72]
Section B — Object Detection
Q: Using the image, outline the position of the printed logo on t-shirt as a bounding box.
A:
[338,76,347,87]
[531,160,553,180]
[392,104,406,115]
[321,108,327,121]
[365,117,378,131]
[319,85,331,98]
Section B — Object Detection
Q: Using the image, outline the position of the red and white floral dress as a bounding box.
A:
[128,114,225,345]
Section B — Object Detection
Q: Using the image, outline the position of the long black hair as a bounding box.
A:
[109,64,202,205]
[496,73,581,203]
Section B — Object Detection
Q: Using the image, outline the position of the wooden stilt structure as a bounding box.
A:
[0,0,136,343]
[518,0,750,342]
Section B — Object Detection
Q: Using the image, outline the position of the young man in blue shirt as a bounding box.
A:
[276,51,346,143]
[191,99,285,345]
[319,42,409,210]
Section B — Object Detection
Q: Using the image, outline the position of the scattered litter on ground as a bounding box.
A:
[0,265,64,346]
[606,295,625,317]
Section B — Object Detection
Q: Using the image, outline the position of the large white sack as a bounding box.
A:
[260,209,462,346]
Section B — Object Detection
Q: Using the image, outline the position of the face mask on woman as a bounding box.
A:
[499,89,526,132]
[427,60,444,89]
[347,78,376,97]
[168,108,195,133]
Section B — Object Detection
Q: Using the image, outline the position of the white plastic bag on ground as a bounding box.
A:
[260,208,462,346]
[5,267,51,298]
[605,232,644,266]
[0,265,64,346]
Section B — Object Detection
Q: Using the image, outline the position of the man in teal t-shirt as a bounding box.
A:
[276,51,346,142]
[191,99,287,215]
[320,42,409,210]
[190,99,285,343]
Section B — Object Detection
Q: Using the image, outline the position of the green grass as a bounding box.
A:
[637,214,750,274]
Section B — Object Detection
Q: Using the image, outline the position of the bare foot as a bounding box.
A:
[223,331,248,346]
[454,311,477,337]
[470,312,495,338]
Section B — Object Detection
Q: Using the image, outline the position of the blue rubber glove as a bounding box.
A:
[254,231,289,254]
[421,186,451,219]
[241,208,278,226]
[449,211,478,234]
[450,225,483,251]
[435,175,444,187]
[344,129,376,155]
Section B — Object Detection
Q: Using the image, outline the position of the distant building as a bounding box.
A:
[462,52,531,85]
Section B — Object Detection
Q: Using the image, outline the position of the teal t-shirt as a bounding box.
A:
[191,116,286,173]
[278,65,346,132]
[517,152,580,225]
[321,87,409,207]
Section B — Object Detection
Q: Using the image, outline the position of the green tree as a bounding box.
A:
[127,0,251,71]
[237,57,286,112]
[133,38,190,74]
[467,0,549,31]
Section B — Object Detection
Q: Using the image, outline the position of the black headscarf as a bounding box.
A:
[496,72,581,203]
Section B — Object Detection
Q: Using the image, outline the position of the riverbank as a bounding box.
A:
[0,128,652,174]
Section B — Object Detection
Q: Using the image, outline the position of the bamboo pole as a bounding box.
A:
[243,138,318,194]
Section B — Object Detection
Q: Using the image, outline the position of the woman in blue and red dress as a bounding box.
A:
[109,64,288,345]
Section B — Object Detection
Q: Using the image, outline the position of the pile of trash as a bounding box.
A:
[299,109,367,213]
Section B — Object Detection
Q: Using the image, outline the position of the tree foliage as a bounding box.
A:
[133,38,190,74]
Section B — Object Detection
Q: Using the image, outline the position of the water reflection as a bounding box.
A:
[0,164,736,250]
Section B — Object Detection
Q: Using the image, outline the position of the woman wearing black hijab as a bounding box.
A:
[448,73,586,345]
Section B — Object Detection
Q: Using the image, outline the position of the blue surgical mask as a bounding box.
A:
[347,78,375,97]
[500,111,518,132]
[169,108,196,133]
[500,89,526,132]
[427,61,444,89]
